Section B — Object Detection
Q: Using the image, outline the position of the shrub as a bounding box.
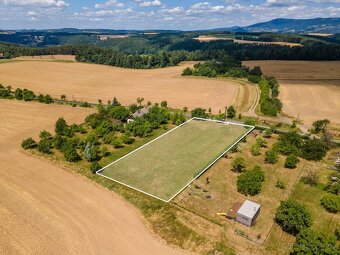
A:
[38,139,52,154]
[22,89,36,101]
[160,101,168,108]
[265,149,278,164]
[263,129,272,138]
[107,105,130,120]
[63,139,80,162]
[256,137,267,148]
[191,108,208,118]
[302,170,319,186]
[83,142,101,162]
[312,119,330,133]
[284,155,299,169]
[21,138,37,150]
[276,132,302,156]
[251,144,260,156]
[90,162,102,174]
[232,156,246,173]
[43,94,53,104]
[122,132,135,144]
[227,106,236,119]
[335,229,340,241]
[291,229,339,255]
[321,193,340,213]
[237,165,265,196]
[39,130,52,140]
[275,200,312,235]
[55,117,68,135]
[112,138,124,149]
[244,119,256,126]
[14,88,23,100]
[276,180,286,189]
[182,67,193,76]
[301,139,327,161]
[53,134,66,150]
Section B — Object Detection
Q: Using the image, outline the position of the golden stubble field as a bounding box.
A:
[0,100,184,255]
[194,36,302,47]
[0,60,239,113]
[244,60,340,125]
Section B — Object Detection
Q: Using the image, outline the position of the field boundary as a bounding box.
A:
[97,117,255,202]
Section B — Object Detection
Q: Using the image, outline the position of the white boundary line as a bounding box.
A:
[96,117,255,202]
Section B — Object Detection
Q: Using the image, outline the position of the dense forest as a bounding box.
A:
[1,37,340,69]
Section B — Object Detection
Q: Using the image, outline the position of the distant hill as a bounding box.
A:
[213,18,340,33]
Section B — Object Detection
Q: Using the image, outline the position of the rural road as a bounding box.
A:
[0,100,185,255]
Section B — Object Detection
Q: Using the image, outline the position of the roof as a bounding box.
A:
[237,200,261,219]
[227,202,242,219]
[130,107,149,119]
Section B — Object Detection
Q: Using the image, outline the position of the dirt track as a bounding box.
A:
[0,100,184,255]
[0,60,238,113]
[244,60,340,124]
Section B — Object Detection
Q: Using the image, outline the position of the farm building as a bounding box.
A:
[127,107,149,123]
[236,200,261,227]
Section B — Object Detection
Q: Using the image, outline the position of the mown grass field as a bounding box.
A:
[99,119,253,201]
[290,164,340,235]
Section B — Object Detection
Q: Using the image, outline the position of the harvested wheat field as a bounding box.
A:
[0,100,184,255]
[194,36,302,47]
[244,60,340,124]
[13,55,76,61]
[234,39,302,47]
[194,35,234,42]
[0,60,238,113]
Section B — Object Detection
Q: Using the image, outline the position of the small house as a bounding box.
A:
[127,107,149,123]
[236,200,261,227]
[0,53,4,59]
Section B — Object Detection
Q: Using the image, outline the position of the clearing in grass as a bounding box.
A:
[97,118,254,202]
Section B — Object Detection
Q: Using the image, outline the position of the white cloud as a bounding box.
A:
[0,0,68,8]
[27,10,36,16]
[95,0,124,9]
[137,0,161,7]
[265,0,298,7]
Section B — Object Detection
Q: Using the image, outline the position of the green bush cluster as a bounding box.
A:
[321,193,340,213]
[275,199,312,235]
[237,165,265,196]
[0,85,53,104]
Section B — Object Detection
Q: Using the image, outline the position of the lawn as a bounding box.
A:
[290,164,340,236]
[98,118,253,202]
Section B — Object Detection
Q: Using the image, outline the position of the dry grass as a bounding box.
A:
[0,60,238,113]
[173,133,303,254]
[243,60,340,125]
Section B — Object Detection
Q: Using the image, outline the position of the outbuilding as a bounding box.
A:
[0,53,4,59]
[127,107,149,123]
[236,200,261,227]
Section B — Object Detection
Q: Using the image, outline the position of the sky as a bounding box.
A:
[0,0,339,30]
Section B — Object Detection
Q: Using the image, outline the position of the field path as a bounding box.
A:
[0,100,185,255]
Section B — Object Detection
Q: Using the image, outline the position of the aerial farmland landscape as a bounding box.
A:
[0,1,340,255]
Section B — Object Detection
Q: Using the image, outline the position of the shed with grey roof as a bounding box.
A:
[236,200,261,227]
[127,107,149,123]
